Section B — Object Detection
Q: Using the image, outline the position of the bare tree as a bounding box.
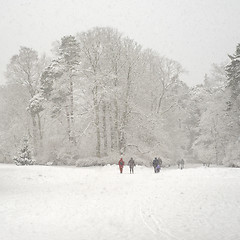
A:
[6,47,48,154]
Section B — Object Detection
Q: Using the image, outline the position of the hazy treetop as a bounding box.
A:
[0,0,240,86]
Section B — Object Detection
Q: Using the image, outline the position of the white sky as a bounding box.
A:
[0,0,239,86]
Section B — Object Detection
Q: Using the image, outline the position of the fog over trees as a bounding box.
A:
[0,27,239,167]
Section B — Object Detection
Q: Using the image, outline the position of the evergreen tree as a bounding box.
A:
[14,138,35,165]
[41,35,80,144]
[224,43,240,167]
[226,43,240,97]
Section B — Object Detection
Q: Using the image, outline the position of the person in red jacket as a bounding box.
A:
[118,157,125,174]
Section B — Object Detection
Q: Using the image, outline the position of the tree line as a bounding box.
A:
[0,27,239,167]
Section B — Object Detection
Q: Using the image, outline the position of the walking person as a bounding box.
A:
[128,157,136,174]
[153,157,159,173]
[118,157,125,174]
[180,158,184,170]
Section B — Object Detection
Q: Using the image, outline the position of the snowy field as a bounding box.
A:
[1,164,240,240]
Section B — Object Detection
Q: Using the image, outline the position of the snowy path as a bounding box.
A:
[0,164,240,240]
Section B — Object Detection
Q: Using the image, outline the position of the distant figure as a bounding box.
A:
[177,160,181,169]
[180,159,184,170]
[203,161,211,167]
[153,157,160,173]
[128,157,136,174]
[118,157,125,174]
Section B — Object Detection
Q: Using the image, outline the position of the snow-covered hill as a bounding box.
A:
[0,164,240,240]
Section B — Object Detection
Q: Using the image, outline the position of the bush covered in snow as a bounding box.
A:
[222,142,240,168]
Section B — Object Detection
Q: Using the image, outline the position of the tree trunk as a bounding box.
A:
[36,113,42,140]
[31,115,38,156]
[119,66,132,153]
[212,120,221,165]
[157,87,165,114]
[93,86,101,158]
[65,105,71,142]
[102,101,108,156]
[114,98,119,151]
[69,78,76,145]
[36,113,43,149]
[109,103,115,151]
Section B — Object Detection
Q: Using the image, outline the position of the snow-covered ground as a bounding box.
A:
[0,164,240,240]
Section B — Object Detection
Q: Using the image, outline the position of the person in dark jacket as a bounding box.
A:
[118,157,125,174]
[128,157,136,174]
[180,159,184,170]
[153,157,160,173]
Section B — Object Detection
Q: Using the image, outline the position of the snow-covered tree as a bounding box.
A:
[6,47,49,154]
[3,27,238,167]
[223,43,240,166]
[226,43,240,96]
[41,36,80,145]
[14,138,35,165]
